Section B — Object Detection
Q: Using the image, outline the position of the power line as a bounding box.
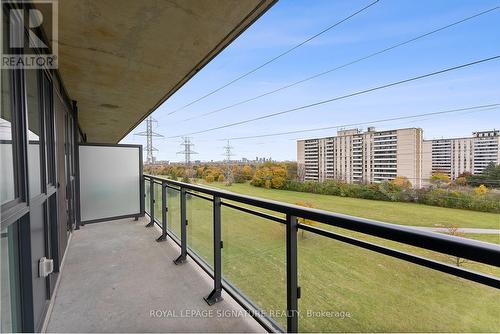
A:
[134,116,163,164]
[223,140,234,162]
[223,140,235,184]
[166,0,381,115]
[220,104,500,141]
[158,105,491,144]
[167,55,500,138]
[178,5,500,123]
[176,137,198,166]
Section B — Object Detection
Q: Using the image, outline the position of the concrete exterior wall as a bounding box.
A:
[303,139,319,181]
[396,128,422,188]
[298,127,424,187]
[297,140,305,181]
[422,141,433,187]
[425,130,499,180]
[451,138,473,179]
[472,132,500,174]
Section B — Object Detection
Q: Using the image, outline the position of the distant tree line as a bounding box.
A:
[144,162,500,213]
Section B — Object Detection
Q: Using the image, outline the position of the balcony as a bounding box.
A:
[45,171,500,333]
[45,217,264,333]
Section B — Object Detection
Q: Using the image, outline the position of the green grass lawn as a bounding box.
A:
[201,181,500,230]
[466,233,500,244]
[146,179,500,332]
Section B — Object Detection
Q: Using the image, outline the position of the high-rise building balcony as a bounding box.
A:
[2,1,499,333]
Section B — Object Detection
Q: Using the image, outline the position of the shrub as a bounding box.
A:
[474,184,488,196]
[277,179,500,213]
[390,176,412,189]
[430,173,450,188]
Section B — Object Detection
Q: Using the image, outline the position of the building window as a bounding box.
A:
[1,69,16,205]
[1,12,16,205]
[0,222,22,333]
[42,73,55,186]
[26,70,43,198]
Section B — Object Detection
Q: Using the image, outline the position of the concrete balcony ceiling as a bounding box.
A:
[37,0,276,143]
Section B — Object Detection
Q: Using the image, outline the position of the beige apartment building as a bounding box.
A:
[422,130,500,182]
[297,127,424,187]
[298,128,500,188]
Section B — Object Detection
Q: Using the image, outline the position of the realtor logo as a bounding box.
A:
[1,0,58,69]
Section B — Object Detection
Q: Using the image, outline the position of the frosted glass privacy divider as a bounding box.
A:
[78,144,143,223]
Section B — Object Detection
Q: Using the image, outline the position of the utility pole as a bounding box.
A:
[177,137,198,166]
[223,140,234,185]
[134,116,163,164]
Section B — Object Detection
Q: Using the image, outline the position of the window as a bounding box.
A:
[26,69,43,198]
[1,13,16,205]
[1,70,16,205]
[0,223,22,333]
[42,73,55,186]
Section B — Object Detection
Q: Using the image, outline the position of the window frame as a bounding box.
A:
[42,70,56,188]
[1,15,29,220]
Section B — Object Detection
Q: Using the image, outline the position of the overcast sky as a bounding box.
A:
[120,0,500,162]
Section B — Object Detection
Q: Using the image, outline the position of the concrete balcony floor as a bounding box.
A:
[45,217,264,333]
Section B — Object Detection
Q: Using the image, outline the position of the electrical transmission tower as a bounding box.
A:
[177,137,198,166]
[223,140,234,184]
[134,116,163,164]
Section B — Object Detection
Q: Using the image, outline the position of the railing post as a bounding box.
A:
[145,178,154,227]
[156,181,167,242]
[286,214,299,333]
[204,196,223,305]
[174,187,187,264]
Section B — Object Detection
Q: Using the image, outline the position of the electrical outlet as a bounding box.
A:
[39,257,54,277]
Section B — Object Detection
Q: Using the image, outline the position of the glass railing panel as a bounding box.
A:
[153,182,162,223]
[186,192,214,267]
[145,180,150,214]
[297,228,500,332]
[166,187,181,238]
[303,220,500,277]
[221,204,287,328]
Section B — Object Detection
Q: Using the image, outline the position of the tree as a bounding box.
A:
[242,165,254,180]
[297,164,306,182]
[185,168,195,179]
[205,174,214,183]
[453,176,467,187]
[458,171,472,179]
[430,173,450,188]
[251,163,288,189]
[444,224,467,267]
[467,163,500,188]
[218,174,225,183]
[232,166,247,183]
[390,176,412,189]
[285,162,298,180]
[195,166,205,178]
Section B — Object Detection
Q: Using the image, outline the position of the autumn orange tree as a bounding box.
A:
[251,163,288,189]
[202,166,224,182]
[242,165,254,180]
[390,176,412,189]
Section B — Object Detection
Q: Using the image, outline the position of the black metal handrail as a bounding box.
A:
[143,174,500,333]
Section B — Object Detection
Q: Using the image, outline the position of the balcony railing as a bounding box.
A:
[143,174,499,333]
